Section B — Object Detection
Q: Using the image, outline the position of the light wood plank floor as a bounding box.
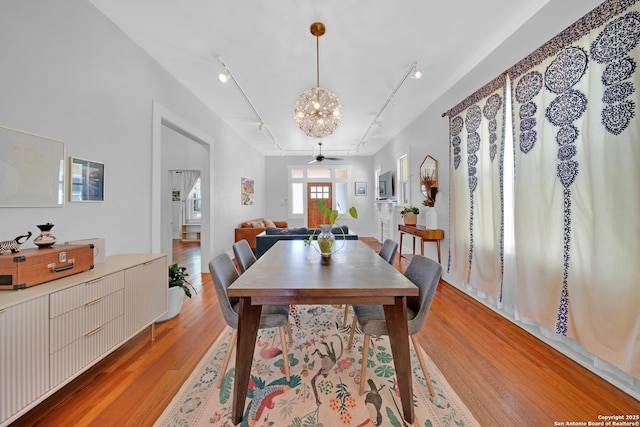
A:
[11,239,638,426]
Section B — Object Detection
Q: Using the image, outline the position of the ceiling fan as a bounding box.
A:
[308,141,343,164]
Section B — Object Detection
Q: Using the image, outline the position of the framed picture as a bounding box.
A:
[69,157,105,202]
[355,181,367,196]
[0,125,65,207]
[241,177,254,205]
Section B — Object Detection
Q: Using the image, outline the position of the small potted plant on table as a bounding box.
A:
[400,206,420,226]
[305,201,358,258]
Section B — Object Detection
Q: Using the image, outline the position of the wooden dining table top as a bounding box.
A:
[227,239,419,304]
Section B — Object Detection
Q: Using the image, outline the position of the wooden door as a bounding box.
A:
[307,183,332,228]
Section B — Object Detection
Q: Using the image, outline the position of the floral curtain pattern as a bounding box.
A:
[448,74,506,298]
[508,0,640,376]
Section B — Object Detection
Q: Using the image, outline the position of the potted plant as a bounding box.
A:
[305,201,358,257]
[400,206,420,226]
[156,263,197,323]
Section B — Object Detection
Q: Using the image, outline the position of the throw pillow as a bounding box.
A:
[265,227,288,235]
[263,218,276,228]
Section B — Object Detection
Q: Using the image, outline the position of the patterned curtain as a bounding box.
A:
[509,0,640,376]
[448,74,506,299]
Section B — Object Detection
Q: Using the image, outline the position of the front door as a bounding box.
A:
[307,182,332,228]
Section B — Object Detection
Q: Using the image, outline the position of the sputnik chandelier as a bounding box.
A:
[294,22,341,139]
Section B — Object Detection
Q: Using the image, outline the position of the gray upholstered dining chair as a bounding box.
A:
[233,239,256,274]
[208,253,291,387]
[233,239,300,333]
[342,239,399,327]
[347,254,441,396]
[378,239,399,265]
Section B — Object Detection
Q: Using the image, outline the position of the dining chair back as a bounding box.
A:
[347,254,442,396]
[208,253,291,386]
[233,239,256,274]
[378,239,399,265]
[342,239,399,327]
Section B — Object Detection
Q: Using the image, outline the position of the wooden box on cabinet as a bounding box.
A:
[0,244,94,290]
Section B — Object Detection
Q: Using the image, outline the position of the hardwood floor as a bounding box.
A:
[12,239,638,426]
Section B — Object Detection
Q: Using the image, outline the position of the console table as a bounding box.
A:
[398,224,444,263]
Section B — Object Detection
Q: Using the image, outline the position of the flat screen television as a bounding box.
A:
[378,171,394,199]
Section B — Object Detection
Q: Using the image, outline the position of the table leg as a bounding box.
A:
[436,240,441,264]
[383,296,415,424]
[399,232,404,259]
[412,236,416,256]
[232,298,262,425]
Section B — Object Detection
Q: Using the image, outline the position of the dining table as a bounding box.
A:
[226,239,419,425]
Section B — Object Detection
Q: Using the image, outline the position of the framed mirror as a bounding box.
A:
[420,155,438,207]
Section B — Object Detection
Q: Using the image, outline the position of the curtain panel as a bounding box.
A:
[180,170,200,225]
[509,0,640,376]
[448,74,506,299]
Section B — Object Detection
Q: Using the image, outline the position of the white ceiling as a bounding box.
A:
[89,0,551,158]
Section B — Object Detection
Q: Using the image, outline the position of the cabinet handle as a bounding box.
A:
[85,297,104,306]
[143,260,154,266]
[85,325,104,337]
[0,308,5,314]
[85,277,103,285]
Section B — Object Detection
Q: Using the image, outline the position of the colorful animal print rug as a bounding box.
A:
[155,305,479,427]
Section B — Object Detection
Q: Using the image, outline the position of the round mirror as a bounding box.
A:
[420,155,438,207]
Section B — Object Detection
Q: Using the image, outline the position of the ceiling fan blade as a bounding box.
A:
[324,157,343,161]
[307,159,318,164]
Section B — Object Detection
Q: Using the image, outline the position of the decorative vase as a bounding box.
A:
[34,223,57,248]
[425,207,438,229]
[155,286,184,323]
[403,212,417,226]
[317,224,335,257]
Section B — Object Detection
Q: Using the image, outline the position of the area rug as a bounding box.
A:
[155,305,479,427]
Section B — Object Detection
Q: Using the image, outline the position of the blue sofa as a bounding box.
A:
[255,226,358,258]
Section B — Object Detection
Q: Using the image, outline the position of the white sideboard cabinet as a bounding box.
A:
[0,253,167,426]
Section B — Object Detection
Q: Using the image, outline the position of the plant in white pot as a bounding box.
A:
[155,263,196,323]
[400,206,420,226]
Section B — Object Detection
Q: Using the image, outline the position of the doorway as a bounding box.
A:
[152,101,215,272]
[170,171,201,244]
[307,182,332,228]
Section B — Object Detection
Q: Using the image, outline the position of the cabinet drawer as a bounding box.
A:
[50,290,124,353]
[50,315,124,386]
[50,271,124,318]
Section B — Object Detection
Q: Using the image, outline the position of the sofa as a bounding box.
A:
[234,218,288,252]
[256,226,358,258]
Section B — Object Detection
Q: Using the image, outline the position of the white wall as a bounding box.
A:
[264,156,377,237]
[373,0,638,398]
[0,0,264,262]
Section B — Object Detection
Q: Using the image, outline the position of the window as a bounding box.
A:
[288,165,352,218]
[187,178,201,220]
[397,154,409,205]
[291,182,304,214]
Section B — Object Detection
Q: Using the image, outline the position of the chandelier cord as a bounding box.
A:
[316,33,320,89]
